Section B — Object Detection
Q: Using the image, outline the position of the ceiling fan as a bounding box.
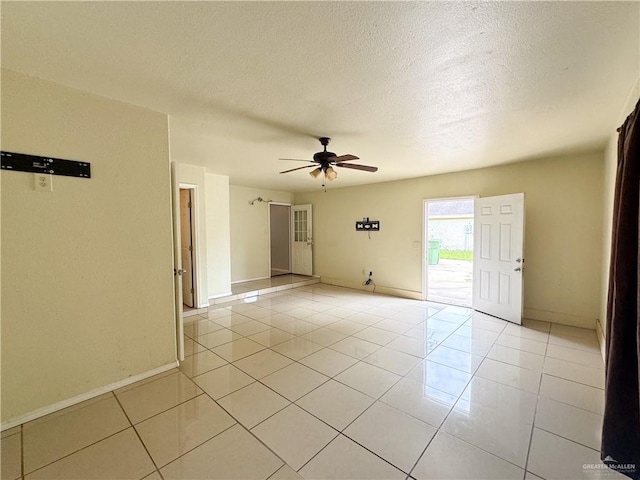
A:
[279,137,378,184]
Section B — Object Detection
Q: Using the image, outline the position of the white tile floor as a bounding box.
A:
[1,284,622,480]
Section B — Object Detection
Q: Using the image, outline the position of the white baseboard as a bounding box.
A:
[208,292,233,305]
[270,268,290,275]
[319,277,422,301]
[596,318,606,363]
[209,291,233,299]
[212,294,238,305]
[1,362,178,431]
[523,308,596,330]
[231,276,270,284]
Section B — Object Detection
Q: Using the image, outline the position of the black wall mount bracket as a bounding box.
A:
[1,151,91,178]
[356,219,380,231]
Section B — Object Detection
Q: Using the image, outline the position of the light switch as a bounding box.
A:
[34,173,53,192]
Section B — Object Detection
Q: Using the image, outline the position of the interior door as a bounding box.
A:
[180,189,194,308]
[472,193,525,324]
[292,204,313,276]
[170,162,185,361]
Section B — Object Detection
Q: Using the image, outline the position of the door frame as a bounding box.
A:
[179,183,199,308]
[422,196,477,303]
[170,162,184,361]
[267,202,292,277]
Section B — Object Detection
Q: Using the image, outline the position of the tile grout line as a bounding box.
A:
[522,330,551,479]
[294,432,340,474]
[295,319,511,480]
[190,387,295,476]
[20,422,131,477]
[532,425,603,453]
[153,422,238,475]
[541,371,605,391]
[117,372,208,423]
[279,308,480,476]
[403,316,552,477]
[111,391,164,479]
[406,427,438,479]
[184,315,368,472]
[336,385,448,478]
[217,306,482,435]
[203,312,421,474]
[18,392,142,478]
[405,317,508,478]
[534,392,604,415]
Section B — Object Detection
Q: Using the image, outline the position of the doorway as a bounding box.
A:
[179,187,197,309]
[423,197,474,307]
[269,203,292,276]
[291,204,313,276]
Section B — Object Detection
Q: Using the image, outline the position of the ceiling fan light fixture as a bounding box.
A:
[309,167,322,178]
[279,137,377,188]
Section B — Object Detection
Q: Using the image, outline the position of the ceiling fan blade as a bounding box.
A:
[278,158,314,163]
[279,165,317,174]
[334,162,378,173]
[329,154,360,163]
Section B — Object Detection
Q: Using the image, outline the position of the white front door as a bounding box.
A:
[292,204,313,276]
[472,193,525,324]
[170,162,185,361]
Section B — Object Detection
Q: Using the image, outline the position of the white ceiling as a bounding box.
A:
[2,2,639,192]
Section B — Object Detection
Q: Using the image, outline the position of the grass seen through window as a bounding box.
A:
[438,250,473,261]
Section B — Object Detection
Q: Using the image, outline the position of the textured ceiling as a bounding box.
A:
[2,1,639,192]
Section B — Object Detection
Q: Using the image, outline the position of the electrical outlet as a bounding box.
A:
[369,271,373,277]
[34,173,53,192]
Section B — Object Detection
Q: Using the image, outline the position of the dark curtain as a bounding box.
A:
[602,97,640,480]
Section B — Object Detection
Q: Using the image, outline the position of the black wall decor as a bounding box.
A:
[1,151,91,178]
[356,218,380,231]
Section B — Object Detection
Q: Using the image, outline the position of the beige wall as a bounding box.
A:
[295,152,604,328]
[229,186,292,282]
[1,70,176,424]
[206,173,232,298]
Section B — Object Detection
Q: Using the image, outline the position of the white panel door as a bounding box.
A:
[292,204,313,276]
[472,193,525,324]
[170,162,185,361]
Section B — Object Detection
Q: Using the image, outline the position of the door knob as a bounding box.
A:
[174,269,185,276]
[514,267,521,272]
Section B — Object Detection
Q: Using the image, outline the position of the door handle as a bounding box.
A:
[514,267,521,272]
[174,269,185,276]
